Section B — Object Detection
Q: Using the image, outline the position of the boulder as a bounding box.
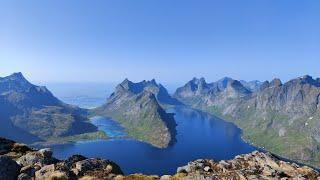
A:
[17,173,32,180]
[65,154,87,168]
[74,158,123,176]
[0,155,21,180]
[160,175,172,180]
[38,148,52,158]
[0,137,15,154]
[35,164,71,180]
[20,165,37,177]
[17,148,58,167]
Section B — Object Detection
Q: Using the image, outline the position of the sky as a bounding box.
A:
[0,0,319,85]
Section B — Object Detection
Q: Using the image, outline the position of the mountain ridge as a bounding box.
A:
[174,75,320,167]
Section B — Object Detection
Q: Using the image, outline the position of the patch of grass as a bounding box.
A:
[39,131,108,145]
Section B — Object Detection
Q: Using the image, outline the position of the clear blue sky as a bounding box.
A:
[0,0,319,84]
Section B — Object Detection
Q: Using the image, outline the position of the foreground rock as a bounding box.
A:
[0,156,21,180]
[0,137,123,180]
[0,137,319,179]
[173,151,319,180]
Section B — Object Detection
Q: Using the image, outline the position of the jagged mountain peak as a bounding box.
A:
[149,78,157,85]
[240,80,263,92]
[1,72,29,83]
[216,77,234,90]
[0,73,37,94]
[115,79,181,105]
[226,79,251,95]
[7,72,25,79]
[259,81,270,91]
[270,78,282,87]
[217,76,233,82]
[227,79,244,88]
[190,77,207,85]
[294,75,320,87]
[118,79,161,94]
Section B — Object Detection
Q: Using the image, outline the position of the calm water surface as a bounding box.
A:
[51,107,257,175]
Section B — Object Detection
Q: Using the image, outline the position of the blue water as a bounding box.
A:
[51,107,257,175]
[91,117,127,138]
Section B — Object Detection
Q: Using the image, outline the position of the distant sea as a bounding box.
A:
[39,82,180,108]
[41,82,116,108]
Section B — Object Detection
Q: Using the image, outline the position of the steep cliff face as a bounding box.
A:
[93,79,177,148]
[174,75,320,167]
[0,73,98,144]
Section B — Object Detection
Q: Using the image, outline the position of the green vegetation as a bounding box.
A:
[202,105,320,168]
[92,90,175,148]
[34,131,108,146]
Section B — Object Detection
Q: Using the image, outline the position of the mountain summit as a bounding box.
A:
[116,79,181,106]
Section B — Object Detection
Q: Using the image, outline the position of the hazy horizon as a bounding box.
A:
[1,0,319,84]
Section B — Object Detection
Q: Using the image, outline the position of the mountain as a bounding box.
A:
[92,79,177,148]
[1,137,319,180]
[174,75,320,167]
[173,77,251,109]
[115,79,181,106]
[240,80,263,92]
[0,73,98,144]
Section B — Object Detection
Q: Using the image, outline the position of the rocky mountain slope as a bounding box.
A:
[0,73,99,144]
[92,79,177,148]
[113,79,181,106]
[173,77,251,109]
[174,75,320,168]
[1,137,319,180]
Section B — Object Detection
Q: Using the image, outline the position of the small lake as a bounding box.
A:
[51,107,257,175]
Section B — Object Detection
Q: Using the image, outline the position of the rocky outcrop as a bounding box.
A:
[0,137,123,180]
[0,73,98,144]
[17,148,58,167]
[0,156,21,180]
[172,151,319,180]
[1,137,319,179]
[92,79,177,148]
